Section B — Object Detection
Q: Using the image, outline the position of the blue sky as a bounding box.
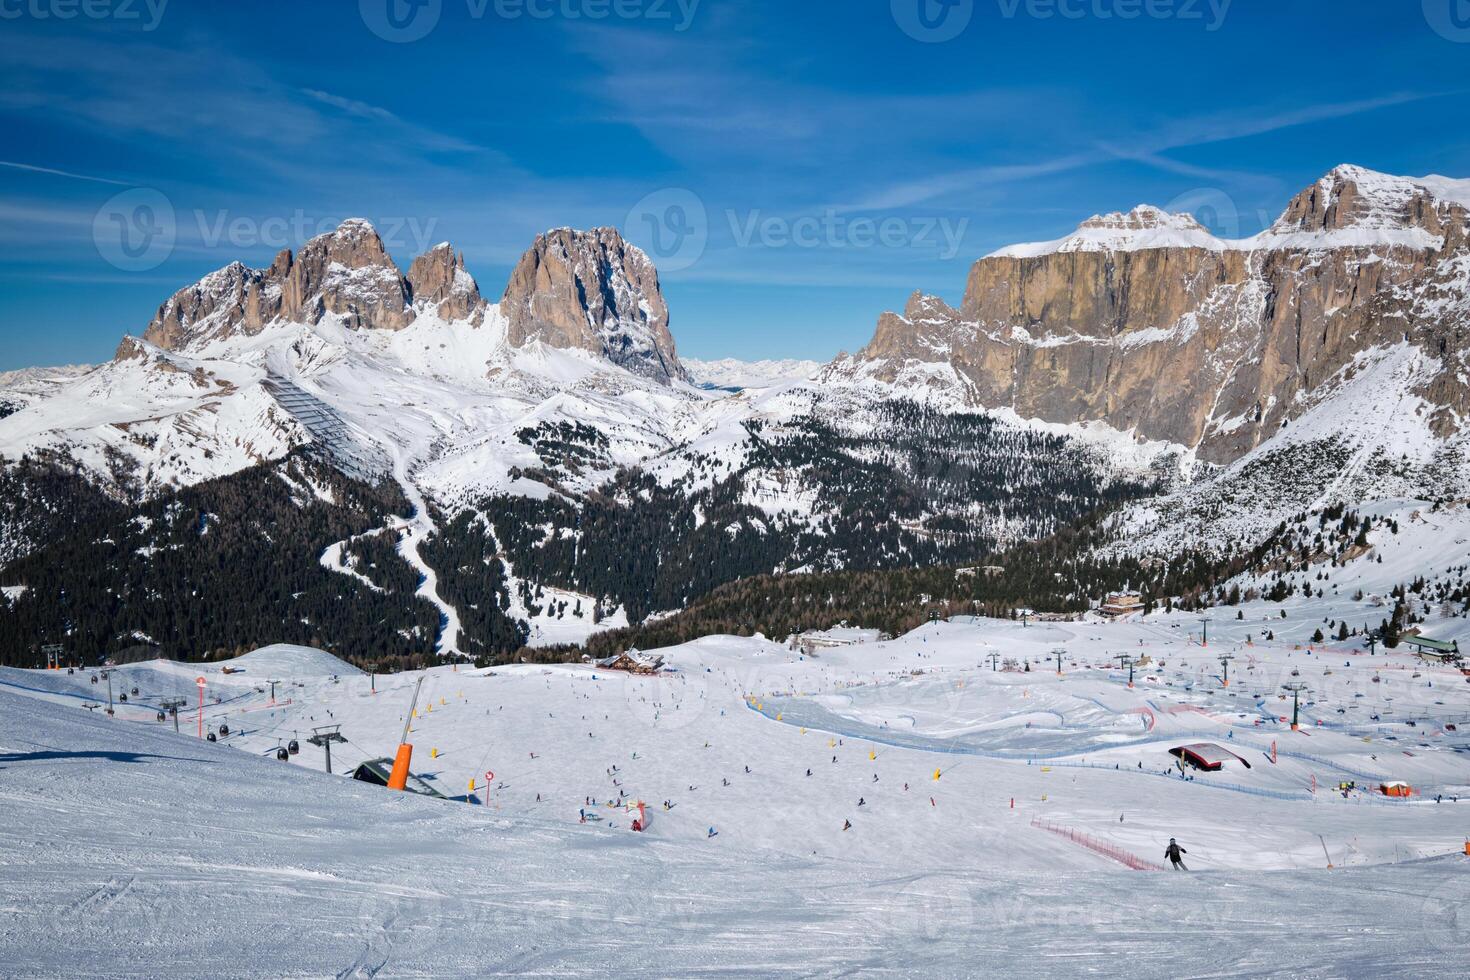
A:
[2,0,1469,370]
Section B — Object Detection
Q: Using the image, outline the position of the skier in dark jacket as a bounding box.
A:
[1165,838,1188,870]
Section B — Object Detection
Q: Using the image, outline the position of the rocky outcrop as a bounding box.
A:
[131,222,682,383]
[406,243,484,325]
[849,166,1470,463]
[277,218,415,333]
[501,227,685,384]
[140,220,428,352]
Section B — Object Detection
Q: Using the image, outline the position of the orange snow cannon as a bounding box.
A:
[387,676,425,792]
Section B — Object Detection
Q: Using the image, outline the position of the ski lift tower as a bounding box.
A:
[1198,617,1211,648]
[988,652,1001,672]
[100,669,114,716]
[159,697,187,733]
[1052,648,1066,676]
[307,725,348,774]
[41,643,63,671]
[1219,653,1235,689]
[1116,654,1136,689]
[1283,682,1309,731]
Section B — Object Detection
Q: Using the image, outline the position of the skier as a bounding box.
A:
[842,819,852,831]
[1165,838,1188,870]
[806,768,812,777]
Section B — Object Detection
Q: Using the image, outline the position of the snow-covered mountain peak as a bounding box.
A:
[990,204,1225,258]
[1258,164,1469,250]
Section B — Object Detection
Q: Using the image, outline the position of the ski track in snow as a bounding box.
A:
[3,613,1470,976]
[385,443,462,657]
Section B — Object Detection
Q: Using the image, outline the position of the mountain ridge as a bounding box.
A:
[3,164,1467,661]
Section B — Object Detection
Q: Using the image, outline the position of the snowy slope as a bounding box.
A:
[1120,340,1470,557]
[213,643,364,677]
[3,611,1469,976]
[683,357,824,391]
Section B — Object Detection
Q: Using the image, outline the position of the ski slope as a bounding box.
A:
[2,615,1468,976]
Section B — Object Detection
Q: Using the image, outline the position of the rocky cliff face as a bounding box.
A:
[500,227,685,384]
[141,220,425,351]
[132,222,684,384]
[846,166,1470,463]
[406,243,484,325]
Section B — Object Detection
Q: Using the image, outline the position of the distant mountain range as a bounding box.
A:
[3,165,1466,664]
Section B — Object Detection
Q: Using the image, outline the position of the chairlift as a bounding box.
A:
[157,711,166,722]
[206,732,217,742]
[218,723,230,737]
[118,693,128,702]
[287,739,300,755]
[275,747,290,762]
[130,687,139,696]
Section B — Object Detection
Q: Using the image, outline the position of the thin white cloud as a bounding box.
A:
[862,92,1445,210]
[0,160,130,186]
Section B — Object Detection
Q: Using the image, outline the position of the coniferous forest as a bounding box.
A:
[12,400,1438,671]
[0,453,440,667]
